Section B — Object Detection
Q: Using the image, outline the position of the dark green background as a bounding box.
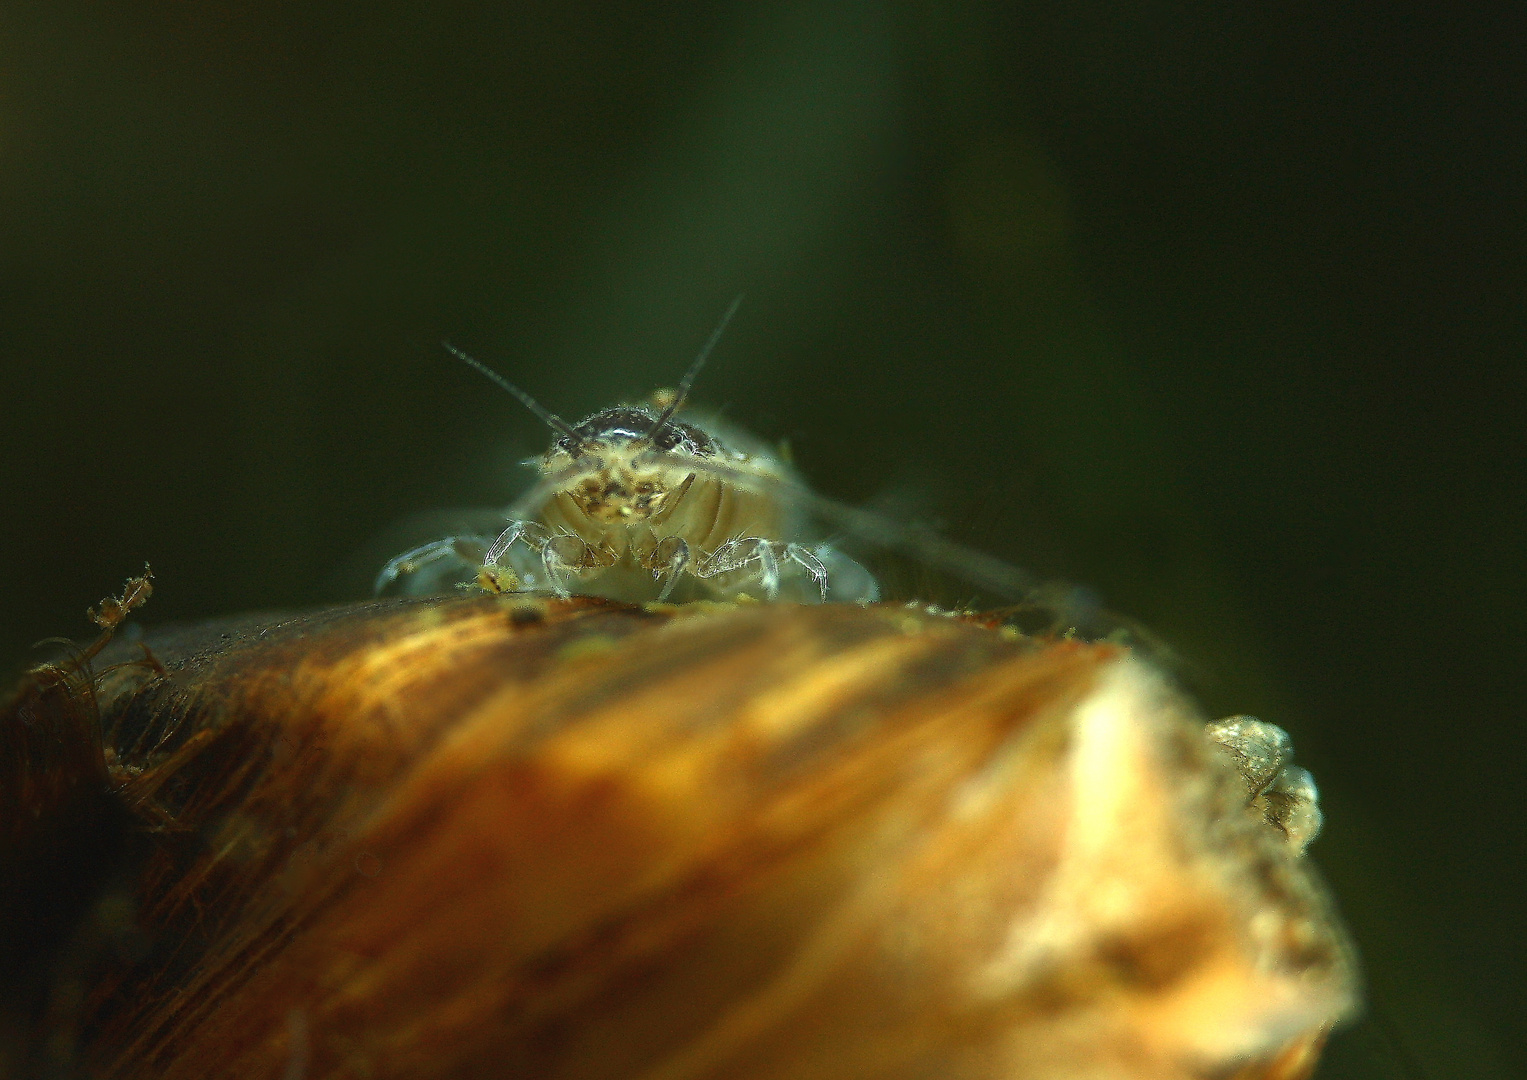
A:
[1,2,1520,1076]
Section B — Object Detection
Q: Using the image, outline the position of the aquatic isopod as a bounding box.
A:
[378,300,878,605]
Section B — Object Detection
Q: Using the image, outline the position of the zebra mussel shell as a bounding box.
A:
[1,592,1355,1080]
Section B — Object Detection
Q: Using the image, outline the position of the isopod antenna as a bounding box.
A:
[644,293,743,442]
[443,341,584,449]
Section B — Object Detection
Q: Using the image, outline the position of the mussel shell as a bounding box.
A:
[2,596,1354,1080]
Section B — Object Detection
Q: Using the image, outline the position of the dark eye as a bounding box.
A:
[654,428,682,451]
[556,437,576,452]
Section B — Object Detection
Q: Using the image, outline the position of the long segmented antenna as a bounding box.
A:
[644,294,743,442]
[443,341,584,447]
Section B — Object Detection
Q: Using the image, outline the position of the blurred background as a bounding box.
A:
[0,1,1521,1076]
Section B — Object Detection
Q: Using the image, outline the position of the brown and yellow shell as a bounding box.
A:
[0,588,1355,1080]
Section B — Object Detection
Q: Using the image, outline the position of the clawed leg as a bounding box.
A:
[375,536,492,596]
[694,539,837,602]
[482,521,617,598]
[697,537,782,599]
[645,536,692,602]
[380,526,862,605]
[476,520,542,594]
[483,520,538,567]
[379,521,559,597]
[539,535,590,598]
[811,543,879,603]
[781,543,829,601]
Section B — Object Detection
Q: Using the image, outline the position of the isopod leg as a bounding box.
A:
[647,536,692,603]
[483,521,529,568]
[812,544,880,604]
[540,535,592,599]
[374,536,493,596]
[781,543,829,602]
[698,538,781,600]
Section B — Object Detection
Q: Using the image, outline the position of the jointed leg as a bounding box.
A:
[540,534,595,598]
[375,536,492,596]
[645,536,692,602]
[697,537,782,599]
[781,543,829,601]
[477,520,553,594]
[483,520,534,567]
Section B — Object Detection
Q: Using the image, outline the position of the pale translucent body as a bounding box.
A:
[377,406,879,605]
